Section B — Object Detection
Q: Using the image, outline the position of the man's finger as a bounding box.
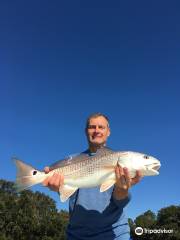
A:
[131,170,143,185]
[115,165,120,179]
[42,176,50,186]
[54,173,61,188]
[136,170,142,178]
[118,164,124,176]
[123,168,131,188]
[49,173,59,186]
[117,165,127,188]
[60,174,64,185]
[44,166,50,174]
[120,175,127,188]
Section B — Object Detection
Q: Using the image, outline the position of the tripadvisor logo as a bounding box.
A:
[135,226,174,235]
[135,227,143,235]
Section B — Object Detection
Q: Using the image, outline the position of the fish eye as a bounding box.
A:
[144,155,149,159]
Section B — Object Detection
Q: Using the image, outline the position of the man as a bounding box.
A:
[43,113,142,239]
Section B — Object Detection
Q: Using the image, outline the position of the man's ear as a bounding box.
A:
[107,129,111,137]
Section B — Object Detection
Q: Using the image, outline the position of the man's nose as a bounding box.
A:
[94,126,100,131]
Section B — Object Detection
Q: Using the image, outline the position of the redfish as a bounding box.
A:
[14,147,161,202]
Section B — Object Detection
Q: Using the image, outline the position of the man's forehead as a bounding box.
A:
[89,116,108,124]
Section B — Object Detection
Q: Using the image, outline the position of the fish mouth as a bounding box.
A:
[145,162,161,175]
[151,163,161,174]
[152,164,160,171]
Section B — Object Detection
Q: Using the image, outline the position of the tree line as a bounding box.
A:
[0,179,179,240]
[129,206,180,239]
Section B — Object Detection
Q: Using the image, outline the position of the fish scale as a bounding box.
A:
[61,153,116,178]
[70,153,115,182]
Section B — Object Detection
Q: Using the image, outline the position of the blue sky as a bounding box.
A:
[0,0,180,220]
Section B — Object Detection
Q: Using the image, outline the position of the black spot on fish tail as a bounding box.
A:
[33,170,37,175]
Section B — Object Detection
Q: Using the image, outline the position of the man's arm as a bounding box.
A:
[113,164,142,200]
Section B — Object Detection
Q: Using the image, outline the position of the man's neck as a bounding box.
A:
[88,143,106,153]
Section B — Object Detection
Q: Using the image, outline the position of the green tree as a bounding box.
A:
[0,179,69,240]
[130,210,157,240]
[155,205,180,240]
[135,210,156,228]
[129,206,180,240]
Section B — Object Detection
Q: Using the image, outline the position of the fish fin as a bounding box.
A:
[100,179,116,192]
[59,185,78,202]
[14,158,46,192]
[117,151,130,157]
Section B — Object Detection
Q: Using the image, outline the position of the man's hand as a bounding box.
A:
[42,167,64,192]
[113,163,142,200]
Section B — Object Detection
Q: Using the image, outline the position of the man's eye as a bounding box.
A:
[88,125,96,129]
[87,125,106,130]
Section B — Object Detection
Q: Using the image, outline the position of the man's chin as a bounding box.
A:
[90,141,106,147]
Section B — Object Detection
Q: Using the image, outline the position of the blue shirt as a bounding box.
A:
[66,151,131,240]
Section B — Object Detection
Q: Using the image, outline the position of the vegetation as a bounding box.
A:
[0,180,69,240]
[0,179,179,239]
[129,206,180,239]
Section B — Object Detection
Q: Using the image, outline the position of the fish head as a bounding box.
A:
[117,152,161,177]
[140,154,161,176]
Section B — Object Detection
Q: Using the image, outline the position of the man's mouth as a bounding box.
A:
[92,134,103,139]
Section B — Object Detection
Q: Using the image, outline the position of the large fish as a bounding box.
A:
[14,147,161,202]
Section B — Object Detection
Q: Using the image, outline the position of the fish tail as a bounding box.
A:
[14,158,47,192]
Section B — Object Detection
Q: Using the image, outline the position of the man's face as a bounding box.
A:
[86,116,110,146]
